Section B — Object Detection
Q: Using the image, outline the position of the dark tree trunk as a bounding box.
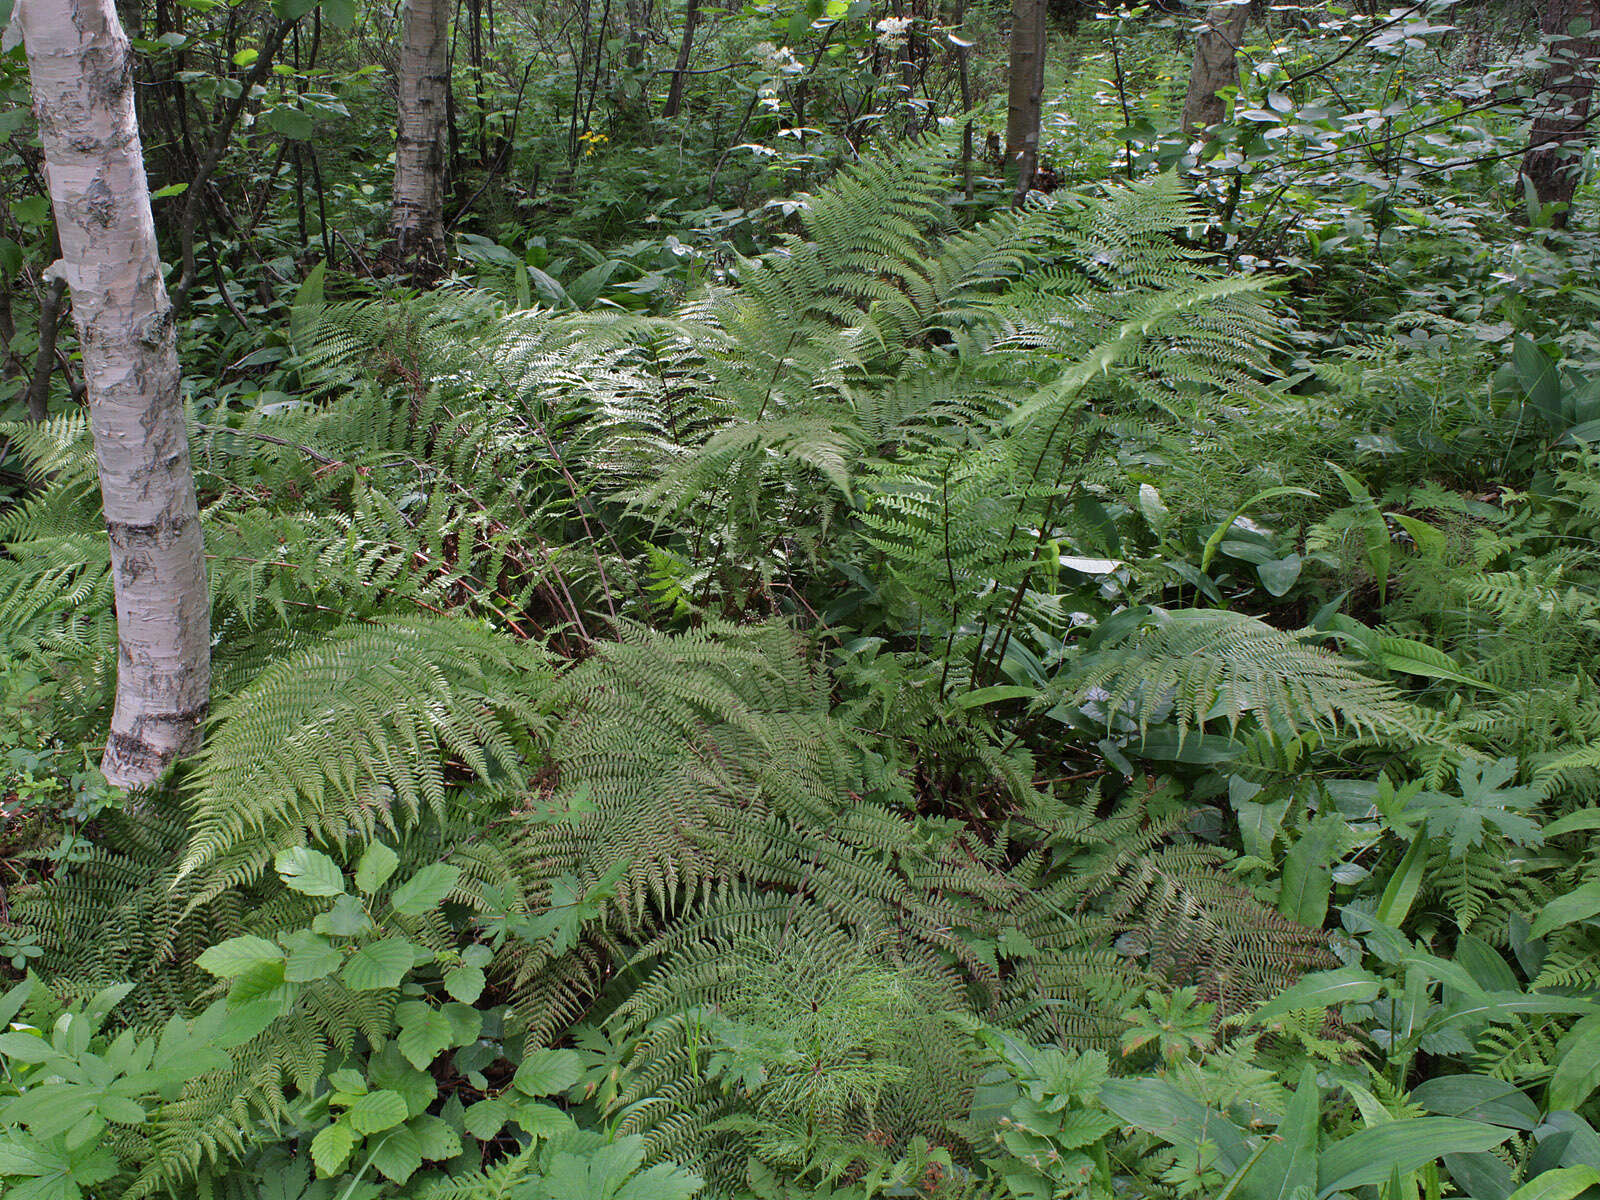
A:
[663,0,701,119]
[1522,0,1600,227]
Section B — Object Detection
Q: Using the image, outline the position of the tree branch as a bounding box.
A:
[25,276,68,422]
[170,18,295,315]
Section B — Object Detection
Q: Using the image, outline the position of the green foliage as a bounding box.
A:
[9,26,1600,1197]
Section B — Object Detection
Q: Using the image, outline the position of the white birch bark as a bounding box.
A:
[392,0,453,275]
[18,0,211,787]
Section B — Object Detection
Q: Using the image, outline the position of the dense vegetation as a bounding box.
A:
[4,0,1600,1197]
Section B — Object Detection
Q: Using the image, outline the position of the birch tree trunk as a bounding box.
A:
[391,0,454,277]
[1004,0,1047,206]
[18,0,211,787]
[1181,0,1249,135]
[1521,0,1600,228]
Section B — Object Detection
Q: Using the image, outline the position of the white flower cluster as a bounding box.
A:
[874,16,912,46]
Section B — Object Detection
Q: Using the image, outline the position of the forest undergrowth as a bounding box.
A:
[4,2,1600,1198]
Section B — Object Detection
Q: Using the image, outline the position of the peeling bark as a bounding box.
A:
[391,0,454,278]
[1181,0,1249,135]
[18,0,211,788]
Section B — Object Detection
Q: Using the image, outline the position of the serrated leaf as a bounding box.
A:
[371,1124,423,1183]
[409,1113,462,1161]
[463,1098,508,1140]
[513,1048,583,1097]
[355,843,400,894]
[389,864,459,916]
[341,938,417,991]
[311,1122,356,1177]
[328,1068,367,1095]
[196,936,284,979]
[512,1100,575,1139]
[0,1032,55,1062]
[275,847,346,897]
[347,1090,409,1135]
[395,1003,452,1069]
[444,964,485,1003]
[313,894,373,937]
[281,930,342,982]
[441,1002,483,1047]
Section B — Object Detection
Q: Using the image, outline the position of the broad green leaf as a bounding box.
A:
[1507,1166,1600,1200]
[388,864,460,916]
[1548,1015,1600,1112]
[347,1090,409,1135]
[1373,636,1499,692]
[463,1098,509,1140]
[311,1121,356,1177]
[1201,487,1319,572]
[328,1069,367,1095]
[1316,1118,1515,1196]
[341,938,417,991]
[281,930,342,982]
[1442,1151,1515,1200]
[218,999,282,1047]
[395,1002,452,1069]
[1327,463,1390,604]
[0,1031,56,1063]
[614,1161,706,1200]
[1252,967,1381,1023]
[227,956,288,1005]
[371,1123,423,1183]
[1236,1065,1319,1200]
[1544,810,1600,838]
[1278,817,1340,927]
[1257,554,1303,596]
[1099,1078,1252,1174]
[1375,834,1428,927]
[1389,513,1446,559]
[441,1002,483,1047]
[952,685,1037,711]
[1532,881,1600,939]
[1139,483,1171,534]
[263,106,316,141]
[444,964,485,1004]
[355,843,400,895]
[1411,1074,1539,1130]
[512,1100,574,1139]
[274,847,345,897]
[96,1093,149,1125]
[313,894,373,937]
[196,935,285,979]
[513,1048,583,1097]
[408,1113,461,1161]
